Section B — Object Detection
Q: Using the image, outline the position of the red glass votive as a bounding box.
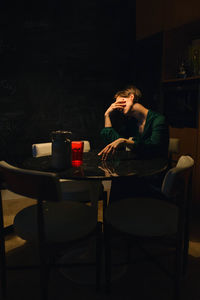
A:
[71,141,84,166]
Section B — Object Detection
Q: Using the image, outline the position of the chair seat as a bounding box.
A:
[60,179,91,202]
[105,197,178,237]
[14,201,97,243]
[60,180,104,203]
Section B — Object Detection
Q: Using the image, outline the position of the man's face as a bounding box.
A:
[116,95,134,116]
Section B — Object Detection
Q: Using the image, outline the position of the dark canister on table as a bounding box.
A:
[51,130,72,170]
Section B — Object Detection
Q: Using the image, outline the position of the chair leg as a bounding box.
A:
[37,236,50,300]
[174,239,184,300]
[174,272,182,300]
[182,233,189,278]
[0,194,7,299]
[96,221,102,291]
[38,248,50,300]
[0,236,7,300]
[104,221,111,293]
[182,203,191,277]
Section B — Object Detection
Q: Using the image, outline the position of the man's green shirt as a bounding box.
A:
[100,109,169,158]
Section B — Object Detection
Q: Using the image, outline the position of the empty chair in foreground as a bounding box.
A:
[0,161,101,300]
[104,155,194,300]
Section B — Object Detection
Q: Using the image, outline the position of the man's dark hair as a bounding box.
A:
[114,85,142,103]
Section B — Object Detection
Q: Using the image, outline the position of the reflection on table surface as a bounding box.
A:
[19,150,168,180]
[17,150,167,180]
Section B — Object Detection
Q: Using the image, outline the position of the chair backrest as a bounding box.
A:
[126,137,180,155]
[0,161,61,202]
[161,155,194,199]
[168,138,180,154]
[168,138,180,168]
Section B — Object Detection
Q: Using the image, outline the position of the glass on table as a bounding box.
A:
[71,141,84,167]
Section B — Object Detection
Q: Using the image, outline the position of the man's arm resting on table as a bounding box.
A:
[98,138,135,160]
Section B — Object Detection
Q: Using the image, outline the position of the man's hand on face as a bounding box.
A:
[98,138,125,160]
[104,97,126,116]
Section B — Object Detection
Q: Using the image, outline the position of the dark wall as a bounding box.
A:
[135,32,163,112]
[0,0,136,162]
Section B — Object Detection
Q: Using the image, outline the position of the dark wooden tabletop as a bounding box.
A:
[19,150,169,181]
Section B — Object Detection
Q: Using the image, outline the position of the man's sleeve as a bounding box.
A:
[100,127,121,145]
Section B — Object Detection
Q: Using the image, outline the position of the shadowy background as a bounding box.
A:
[0,0,138,161]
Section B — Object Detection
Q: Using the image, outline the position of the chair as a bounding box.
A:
[126,137,180,165]
[0,161,101,300]
[104,155,194,299]
[168,138,180,168]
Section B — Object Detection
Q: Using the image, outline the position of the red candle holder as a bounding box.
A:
[71,141,84,166]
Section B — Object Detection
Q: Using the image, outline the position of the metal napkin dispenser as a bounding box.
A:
[51,130,72,170]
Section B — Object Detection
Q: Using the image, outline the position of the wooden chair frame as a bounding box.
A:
[0,161,102,300]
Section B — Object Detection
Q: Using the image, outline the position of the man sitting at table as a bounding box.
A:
[98,84,169,200]
[98,85,169,160]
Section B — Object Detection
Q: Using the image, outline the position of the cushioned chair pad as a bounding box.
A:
[105,197,178,236]
[14,201,97,243]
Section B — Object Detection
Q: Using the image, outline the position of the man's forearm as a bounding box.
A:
[104,113,112,127]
